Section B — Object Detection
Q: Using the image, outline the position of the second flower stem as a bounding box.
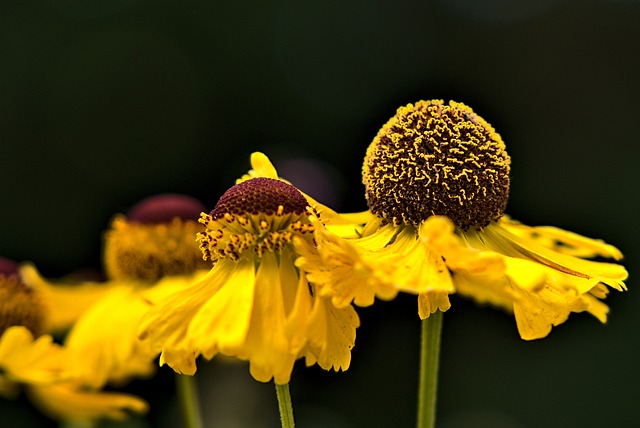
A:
[176,373,204,428]
[416,310,443,428]
[275,382,295,428]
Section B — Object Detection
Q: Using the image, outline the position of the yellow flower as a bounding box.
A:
[299,100,627,340]
[49,194,210,389]
[4,195,209,423]
[1,262,74,397]
[139,157,360,385]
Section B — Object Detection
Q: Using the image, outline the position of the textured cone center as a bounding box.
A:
[362,100,511,230]
[210,177,309,219]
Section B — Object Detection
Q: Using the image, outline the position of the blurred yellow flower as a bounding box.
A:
[1,261,72,398]
[299,100,627,340]
[4,195,209,423]
[42,194,210,389]
[140,155,360,384]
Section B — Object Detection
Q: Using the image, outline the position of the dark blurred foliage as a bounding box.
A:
[1,0,639,427]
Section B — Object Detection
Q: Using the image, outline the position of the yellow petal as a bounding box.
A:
[285,271,315,354]
[64,285,158,389]
[480,222,628,291]
[303,296,359,373]
[27,383,148,424]
[513,280,608,341]
[0,326,73,385]
[418,292,451,319]
[138,268,232,374]
[500,217,623,260]
[502,257,548,292]
[242,152,280,181]
[452,273,515,314]
[188,257,256,356]
[391,227,455,294]
[243,252,296,384]
[19,263,114,333]
[295,226,398,308]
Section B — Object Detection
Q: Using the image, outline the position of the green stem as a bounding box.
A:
[417,310,443,428]
[176,374,204,428]
[275,382,295,428]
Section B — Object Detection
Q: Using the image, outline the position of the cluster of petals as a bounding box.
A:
[300,211,627,340]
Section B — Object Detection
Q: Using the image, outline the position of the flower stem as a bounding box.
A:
[417,310,443,428]
[176,374,204,428]
[275,382,295,428]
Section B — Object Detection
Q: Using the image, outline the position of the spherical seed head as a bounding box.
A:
[210,177,309,219]
[363,100,511,230]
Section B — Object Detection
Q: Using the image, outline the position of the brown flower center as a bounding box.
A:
[198,178,314,262]
[210,177,309,219]
[362,100,511,230]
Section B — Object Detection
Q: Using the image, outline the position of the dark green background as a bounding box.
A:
[2,1,639,427]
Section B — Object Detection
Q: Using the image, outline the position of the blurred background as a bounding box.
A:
[1,0,639,427]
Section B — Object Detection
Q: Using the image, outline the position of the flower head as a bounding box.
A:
[104,193,209,281]
[29,194,209,391]
[303,100,627,340]
[140,156,360,384]
[0,259,74,398]
[1,258,45,338]
[363,100,510,229]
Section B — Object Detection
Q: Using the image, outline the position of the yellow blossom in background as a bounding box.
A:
[140,156,360,384]
[3,195,210,424]
[299,100,627,340]
[0,260,74,398]
[35,194,210,390]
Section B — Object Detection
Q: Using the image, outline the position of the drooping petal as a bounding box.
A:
[479,222,628,291]
[285,271,315,354]
[303,294,359,373]
[418,292,451,319]
[64,285,156,389]
[138,268,233,374]
[419,216,515,311]
[19,263,114,334]
[188,257,256,357]
[243,252,296,384]
[499,217,624,260]
[27,383,148,424]
[513,270,611,341]
[0,326,73,386]
[392,226,455,295]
